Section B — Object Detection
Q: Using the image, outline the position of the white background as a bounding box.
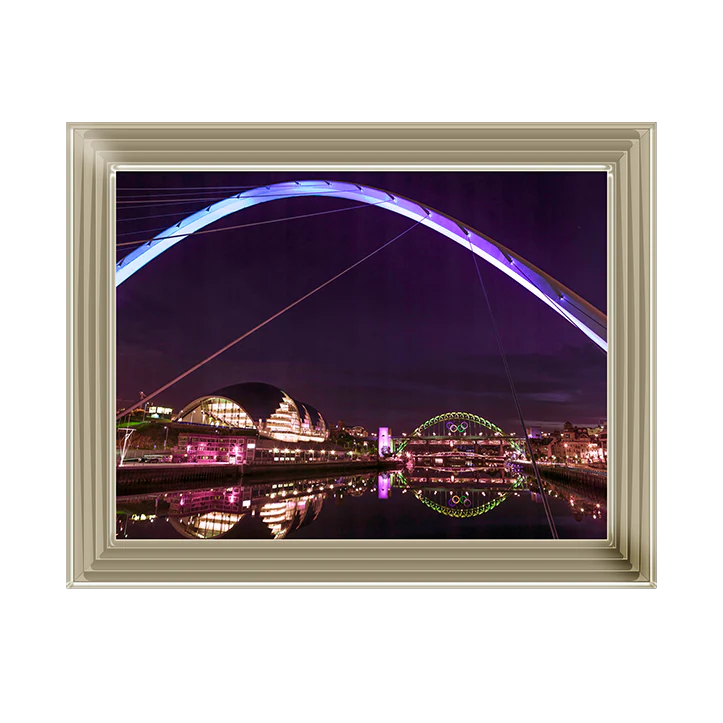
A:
[1,2,720,721]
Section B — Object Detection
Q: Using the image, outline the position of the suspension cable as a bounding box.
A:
[117,183,269,194]
[116,193,265,205]
[116,200,386,248]
[465,239,559,539]
[115,187,366,210]
[116,185,262,200]
[116,218,424,421]
[117,209,227,224]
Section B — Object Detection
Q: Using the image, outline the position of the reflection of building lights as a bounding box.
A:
[172,511,245,538]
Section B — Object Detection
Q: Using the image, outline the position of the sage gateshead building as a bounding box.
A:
[174,382,329,444]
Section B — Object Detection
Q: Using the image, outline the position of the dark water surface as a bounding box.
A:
[117,470,606,540]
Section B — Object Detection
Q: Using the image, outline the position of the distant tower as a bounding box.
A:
[378,427,393,456]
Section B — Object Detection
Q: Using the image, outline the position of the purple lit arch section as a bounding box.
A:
[116,180,607,351]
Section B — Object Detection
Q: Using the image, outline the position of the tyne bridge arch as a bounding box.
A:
[394,411,524,455]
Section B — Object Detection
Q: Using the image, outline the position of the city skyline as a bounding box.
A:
[116,171,607,434]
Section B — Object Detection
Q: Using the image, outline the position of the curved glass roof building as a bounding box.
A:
[174,382,328,443]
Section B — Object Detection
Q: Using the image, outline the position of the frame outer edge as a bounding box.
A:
[67,123,655,587]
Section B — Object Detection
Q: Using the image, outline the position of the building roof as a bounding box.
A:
[296,400,323,428]
[211,383,326,430]
[176,381,328,440]
[211,382,291,425]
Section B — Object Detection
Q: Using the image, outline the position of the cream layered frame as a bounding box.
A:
[67,122,655,588]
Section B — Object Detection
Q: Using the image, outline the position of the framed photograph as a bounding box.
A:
[67,122,655,587]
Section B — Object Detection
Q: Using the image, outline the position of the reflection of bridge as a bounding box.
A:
[392,471,526,518]
[116,470,528,538]
[400,474,518,487]
[116,466,606,539]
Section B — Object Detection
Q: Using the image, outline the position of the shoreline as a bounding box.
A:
[117,459,401,495]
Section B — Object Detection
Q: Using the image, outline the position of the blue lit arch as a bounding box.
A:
[116,180,607,351]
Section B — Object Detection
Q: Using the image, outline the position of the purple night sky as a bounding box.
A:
[116,171,607,434]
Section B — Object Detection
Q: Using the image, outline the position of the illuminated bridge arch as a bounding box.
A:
[116,180,607,351]
[395,411,522,454]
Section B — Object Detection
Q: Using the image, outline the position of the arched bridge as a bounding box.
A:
[395,411,524,455]
[116,180,607,351]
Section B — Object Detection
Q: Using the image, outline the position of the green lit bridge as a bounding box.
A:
[391,412,525,465]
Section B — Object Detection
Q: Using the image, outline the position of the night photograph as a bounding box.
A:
[115,171,608,540]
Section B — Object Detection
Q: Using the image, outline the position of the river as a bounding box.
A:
[116,468,606,540]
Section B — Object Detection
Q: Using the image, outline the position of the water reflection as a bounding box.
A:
[539,476,607,523]
[119,477,348,540]
[395,471,526,518]
[117,469,606,540]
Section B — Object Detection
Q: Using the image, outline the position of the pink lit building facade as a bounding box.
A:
[177,433,256,464]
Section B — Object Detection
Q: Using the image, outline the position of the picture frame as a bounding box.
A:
[67,122,655,588]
